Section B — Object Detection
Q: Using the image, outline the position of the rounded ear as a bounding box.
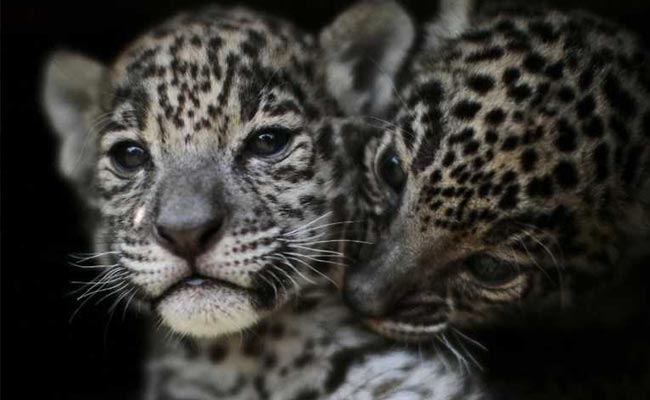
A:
[319,0,415,118]
[425,0,474,50]
[41,51,107,188]
[320,0,475,118]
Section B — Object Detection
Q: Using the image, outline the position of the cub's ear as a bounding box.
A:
[319,0,415,118]
[42,51,107,188]
[425,0,474,50]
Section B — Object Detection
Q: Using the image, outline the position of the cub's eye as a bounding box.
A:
[246,127,293,157]
[465,255,520,286]
[378,150,407,193]
[109,141,150,174]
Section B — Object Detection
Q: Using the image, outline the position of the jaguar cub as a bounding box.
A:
[43,4,485,399]
[327,3,650,341]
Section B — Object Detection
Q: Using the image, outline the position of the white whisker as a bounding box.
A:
[287,245,343,256]
[283,255,339,289]
[285,212,332,236]
[264,255,316,285]
[284,252,349,267]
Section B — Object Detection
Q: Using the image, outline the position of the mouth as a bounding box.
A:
[160,274,254,299]
[154,274,263,338]
[363,293,449,342]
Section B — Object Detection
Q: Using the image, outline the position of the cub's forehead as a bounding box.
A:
[113,7,314,76]
[102,7,320,148]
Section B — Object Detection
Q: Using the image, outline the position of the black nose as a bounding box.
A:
[155,214,223,259]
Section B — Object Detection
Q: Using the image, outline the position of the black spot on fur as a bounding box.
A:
[412,107,444,173]
[602,72,637,119]
[503,68,521,86]
[583,116,604,138]
[609,116,630,143]
[485,130,499,144]
[498,184,520,210]
[523,52,546,73]
[449,127,475,144]
[462,29,493,42]
[325,342,390,393]
[466,74,495,94]
[413,80,444,107]
[578,65,594,90]
[520,149,538,172]
[527,175,554,197]
[463,140,480,155]
[558,86,575,103]
[502,136,519,151]
[554,119,578,152]
[442,151,456,167]
[452,100,482,120]
[576,95,595,119]
[291,390,320,400]
[485,108,506,125]
[529,21,559,43]
[553,161,579,189]
[315,124,334,160]
[622,145,643,184]
[508,84,533,102]
[593,142,610,182]
[466,46,505,62]
[544,60,564,80]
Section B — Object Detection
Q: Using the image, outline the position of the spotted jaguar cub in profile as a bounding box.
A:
[42,4,486,399]
[327,3,650,342]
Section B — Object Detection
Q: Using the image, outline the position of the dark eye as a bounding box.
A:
[109,141,150,174]
[465,255,520,286]
[378,150,407,193]
[246,127,293,157]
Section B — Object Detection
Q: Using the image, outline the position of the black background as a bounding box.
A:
[2,1,650,399]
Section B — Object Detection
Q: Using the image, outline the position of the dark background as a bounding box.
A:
[2,0,650,399]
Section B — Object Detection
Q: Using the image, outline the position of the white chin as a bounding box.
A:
[157,284,262,338]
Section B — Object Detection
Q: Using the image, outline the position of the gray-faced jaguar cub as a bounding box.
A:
[42,4,486,399]
[330,1,650,343]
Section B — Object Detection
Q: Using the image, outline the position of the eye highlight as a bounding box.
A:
[465,255,521,286]
[378,150,407,193]
[109,141,150,175]
[245,127,294,157]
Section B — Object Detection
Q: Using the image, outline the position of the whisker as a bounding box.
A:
[264,255,316,285]
[69,252,119,263]
[285,212,332,236]
[282,239,373,245]
[271,265,299,294]
[283,252,349,267]
[93,283,129,306]
[450,330,483,371]
[287,245,343,256]
[450,327,487,351]
[439,332,468,373]
[283,255,339,289]
[77,280,128,301]
[278,232,328,243]
[257,273,279,303]
[286,221,359,237]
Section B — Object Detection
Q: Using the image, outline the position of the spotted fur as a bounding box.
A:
[43,4,487,399]
[328,4,650,341]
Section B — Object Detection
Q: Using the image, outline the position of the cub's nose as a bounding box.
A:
[343,261,402,318]
[154,169,227,260]
[155,213,224,260]
[342,280,393,318]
